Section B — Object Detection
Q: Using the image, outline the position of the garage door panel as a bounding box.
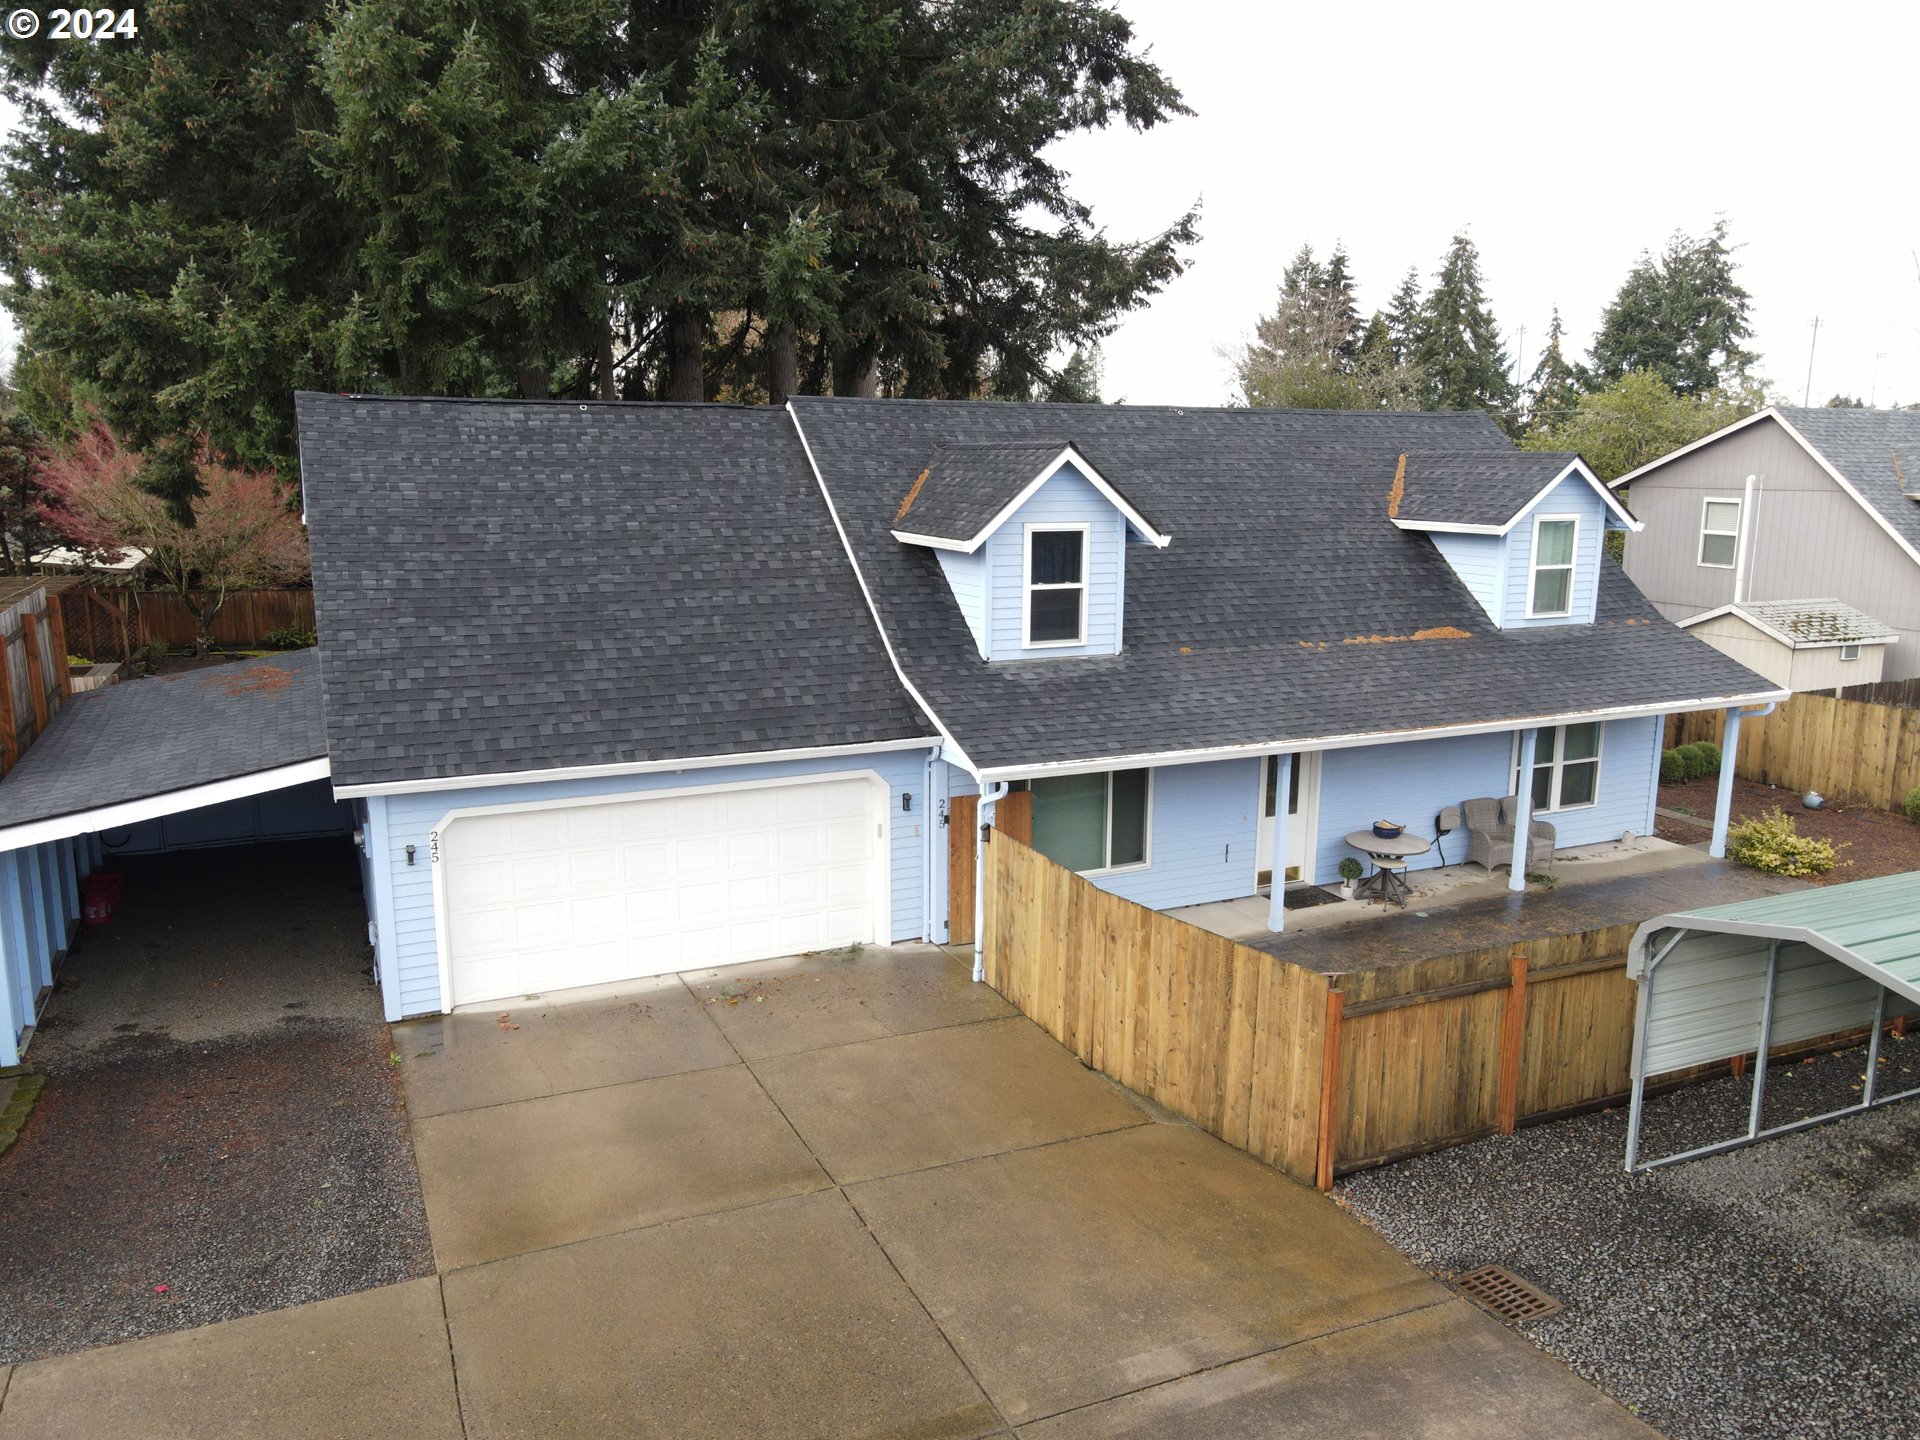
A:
[441,778,883,1008]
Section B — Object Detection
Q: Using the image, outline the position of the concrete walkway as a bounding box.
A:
[0,945,1658,1439]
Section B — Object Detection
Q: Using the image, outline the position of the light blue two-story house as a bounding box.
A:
[277,394,1781,1023]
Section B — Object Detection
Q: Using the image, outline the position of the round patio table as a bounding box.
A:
[1344,830,1432,907]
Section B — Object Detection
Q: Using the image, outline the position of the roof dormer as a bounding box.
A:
[1389,451,1640,629]
[892,441,1169,661]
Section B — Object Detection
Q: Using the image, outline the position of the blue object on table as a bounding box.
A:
[1372,820,1404,838]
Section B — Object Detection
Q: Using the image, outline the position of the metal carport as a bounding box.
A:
[1624,873,1920,1171]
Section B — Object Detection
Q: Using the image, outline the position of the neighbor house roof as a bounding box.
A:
[1681,599,1897,649]
[0,650,329,847]
[296,394,935,791]
[1389,451,1640,534]
[791,398,1782,777]
[886,439,1169,551]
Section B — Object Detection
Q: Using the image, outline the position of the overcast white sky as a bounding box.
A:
[5,1,1919,409]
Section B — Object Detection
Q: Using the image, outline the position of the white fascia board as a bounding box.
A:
[898,445,1173,554]
[1627,916,1920,1006]
[1609,408,1780,489]
[1392,460,1641,535]
[332,734,943,800]
[972,688,1789,784]
[0,756,332,853]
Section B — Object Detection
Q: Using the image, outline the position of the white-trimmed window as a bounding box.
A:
[1698,498,1741,568]
[1512,723,1602,812]
[1024,524,1088,646]
[1527,516,1578,618]
[1841,642,1862,661]
[1025,768,1149,873]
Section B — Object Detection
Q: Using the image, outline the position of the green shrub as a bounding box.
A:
[1726,807,1839,877]
[262,625,317,649]
[1337,856,1364,883]
[1905,786,1920,825]
[1659,748,1686,785]
[1679,741,1721,781]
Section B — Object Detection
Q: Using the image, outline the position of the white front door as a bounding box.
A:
[435,775,886,1009]
[1256,753,1320,887]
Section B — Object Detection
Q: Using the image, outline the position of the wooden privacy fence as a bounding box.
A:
[1668,692,1920,812]
[983,829,1644,1187]
[58,588,315,659]
[1837,677,1920,709]
[0,588,71,776]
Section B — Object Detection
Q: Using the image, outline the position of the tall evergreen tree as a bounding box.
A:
[1384,266,1423,366]
[1521,307,1586,433]
[1236,242,1422,411]
[1413,234,1515,418]
[1590,219,1757,396]
[1319,243,1362,363]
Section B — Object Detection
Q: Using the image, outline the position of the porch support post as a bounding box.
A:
[1507,728,1537,894]
[1709,707,1743,859]
[1266,752,1293,933]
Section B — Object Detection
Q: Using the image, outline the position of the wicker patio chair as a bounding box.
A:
[1461,795,1556,875]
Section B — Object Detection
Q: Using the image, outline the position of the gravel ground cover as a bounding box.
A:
[1337,1035,1920,1440]
[0,841,433,1363]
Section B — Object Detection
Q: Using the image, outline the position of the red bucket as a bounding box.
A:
[81,871,122,929]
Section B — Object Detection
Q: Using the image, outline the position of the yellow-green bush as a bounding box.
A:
[1726,807,1839,877]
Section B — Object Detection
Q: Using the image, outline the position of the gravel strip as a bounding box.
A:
[1337,1036,1920,1440]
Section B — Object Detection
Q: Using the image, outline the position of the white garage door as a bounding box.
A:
[437,777,884,1008]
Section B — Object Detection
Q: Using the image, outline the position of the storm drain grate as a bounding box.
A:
[1454,1264,1562,1323]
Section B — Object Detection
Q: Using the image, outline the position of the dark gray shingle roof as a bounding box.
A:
[296,395,933,789]
[0,650,327,831]
[1777,407,1920,553]
[890,441,1072,543]
[1391,451,1587,528]
[791,397,1780,773]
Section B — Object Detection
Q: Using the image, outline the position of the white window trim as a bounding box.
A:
[1512,724,1605,814]
[1697,495,1741,569]
[1029,767,1153,876]
[1840,643,1862,661]
[1021,521,1090,649]
[1525,513,1580,619]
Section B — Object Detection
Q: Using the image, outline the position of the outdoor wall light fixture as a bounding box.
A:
[405,843,416,866]
[902,793,912,812]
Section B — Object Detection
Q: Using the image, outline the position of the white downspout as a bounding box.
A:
[973,780,1010,983]
[1733,474,1757,604]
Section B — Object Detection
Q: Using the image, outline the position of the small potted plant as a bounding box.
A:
[1337,856,1363,899]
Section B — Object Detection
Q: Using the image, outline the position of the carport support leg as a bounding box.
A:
[1746,940,1780,1139]
[1865,988,1888,1106]
[1709,707,1743,859]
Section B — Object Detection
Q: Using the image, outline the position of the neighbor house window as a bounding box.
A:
[1698,498,1741,568]
[1841,643,1862,661]
[1528,517,1578,617]
[1024,525,1088,646]
[1028,769,1148,873]
[1513,723,1602,812]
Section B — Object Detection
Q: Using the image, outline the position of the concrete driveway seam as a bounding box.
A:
[432,1277,472,1440]
[400,1056,742,1123]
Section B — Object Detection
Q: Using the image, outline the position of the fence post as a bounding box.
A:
[0,633,16,773]
[21,613,48,734]
[1496,943,1529,1134]
[1315,987,1345,1191]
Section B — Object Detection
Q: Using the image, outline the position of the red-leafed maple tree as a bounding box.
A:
[40,423,310,656]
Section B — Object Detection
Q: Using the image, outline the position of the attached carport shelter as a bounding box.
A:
[0,650,349,1066]
[1625,873,1920,1171]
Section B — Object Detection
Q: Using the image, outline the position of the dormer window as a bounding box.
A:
[1528,516,1577,618]
[1024,525,1088,646]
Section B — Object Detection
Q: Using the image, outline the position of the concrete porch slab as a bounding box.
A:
[754,1016,1151,1183]
[1013,1299,1657,1439]
[442,1189,1003,1440]
[393,974,735,1118]
[410,1064,827,1270]
[683,941,1014,1059]
[0,1278,461,1440]
[847,1123,1447,1425]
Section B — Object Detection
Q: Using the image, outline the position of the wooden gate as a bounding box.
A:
[947,789,1031,944]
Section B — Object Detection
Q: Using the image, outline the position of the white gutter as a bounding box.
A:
[331,735,943,800]
[970,688,1789,784]
[0,757,333,853]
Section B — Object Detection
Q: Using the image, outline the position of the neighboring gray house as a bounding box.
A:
[1612,407,1920,679]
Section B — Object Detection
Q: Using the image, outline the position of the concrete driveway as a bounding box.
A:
[0,944,1655,1439]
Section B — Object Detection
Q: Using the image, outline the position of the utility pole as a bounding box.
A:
[1871,352,1886,408]
[1803,316,1820,406]
[1512,325,1527,385]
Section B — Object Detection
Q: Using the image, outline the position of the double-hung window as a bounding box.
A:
[1514,723,1602,812]
[1698,498,1741,568]
[1024,525,1087,646]
[1026,769,1149,873]
[1527,516,1578,618]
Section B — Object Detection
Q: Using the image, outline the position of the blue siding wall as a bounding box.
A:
[1094,759,1260,909]
[1537,715,1661,847]
[1314,733,1514,879]
[1502,476,1608,628]
[982,465,1126,659]
[376,748,934,1017]
[0,852,32,1066]
[1429,532,1506,625]
[0,836,88,1065]
[936,549,990,657]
